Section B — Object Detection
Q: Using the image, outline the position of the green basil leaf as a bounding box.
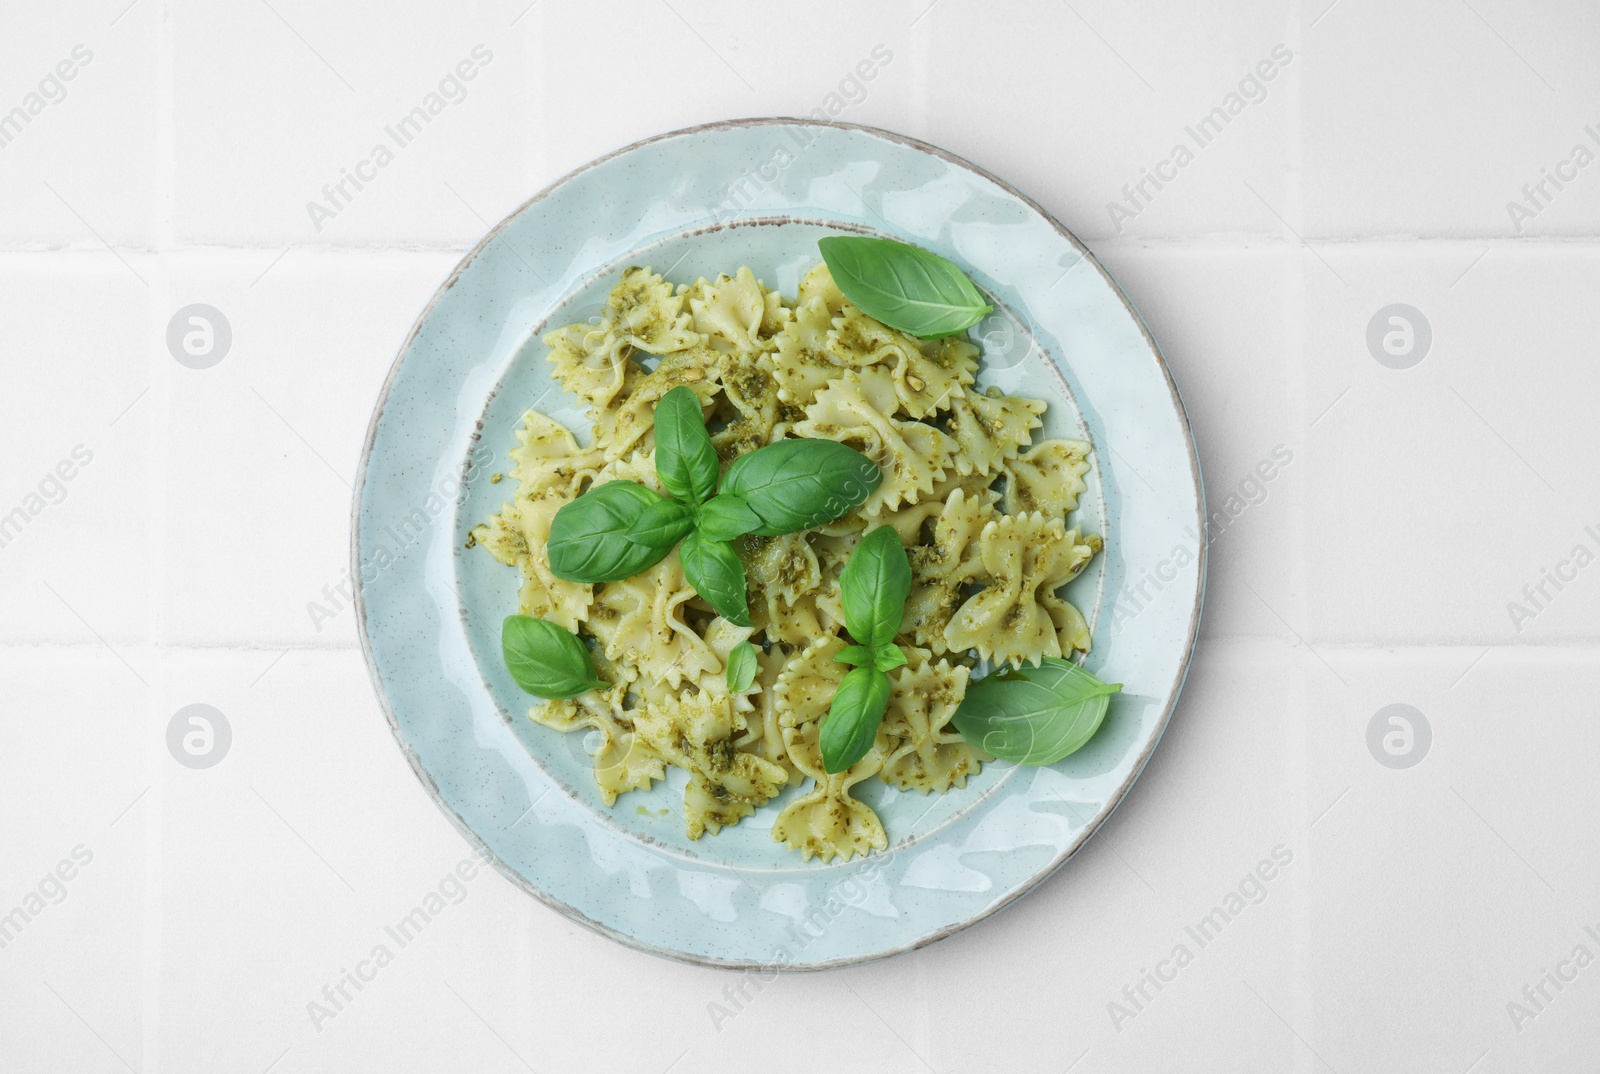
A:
[696,493,764,543]
[548,481,672,583]
[951,657,1122,765]
[820,666,891,773]
[679,531,751,627]
[872,643,908,673]
[818,235,993,339]
[623,495,695,549]
[834,644,874,668]
[653,385,720,504]
[721,439,882,536]
[725,640,759,692]
[839,525,911,648]
[501,615,607,700]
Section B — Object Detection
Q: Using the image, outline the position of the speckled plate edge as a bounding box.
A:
[351,117,1207,971]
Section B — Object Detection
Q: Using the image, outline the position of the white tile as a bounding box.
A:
[526,0,924,193]
[0,7,159,249]
[1302,647,1600,1071]
[921,0,1295,242]
[172,0,539,246]
[1303,0,1600,239]
[1299,245,1600,644]
[156,248,457,647]
[0,256,154,647]
[0,647,153,1073]
[148,645,541,1069]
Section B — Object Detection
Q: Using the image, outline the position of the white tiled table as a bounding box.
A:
[3,2,1597,1071]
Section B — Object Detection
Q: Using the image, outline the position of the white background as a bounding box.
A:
[2,1,1597,1071]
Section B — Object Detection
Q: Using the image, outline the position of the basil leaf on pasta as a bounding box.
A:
[501,615,607,700]
[624,495,695,549]
[834,644,874,669]
[679,531,751,627]
[818,235,993,339]
[547,480,670,583]
[820,666,891,773]
[839,525,911,649]
[951,658,1122,765]
[872,643,908,673]
[725,640,758,692]
[697,493,763,543]
[653,385,719,504]
[722,438,882,536]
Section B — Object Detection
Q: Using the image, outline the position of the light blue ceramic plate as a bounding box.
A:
[352,119,1204,970]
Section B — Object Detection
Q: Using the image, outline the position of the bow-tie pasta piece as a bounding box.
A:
[469,413,599,631]
[589,446,662,494]
[544,323,632,416]
[544,268,705,416]
[796,367,955,512]
[945,512,1102,666]
[878,652,987,793]
[603,266,704,355]
[827,309,978,418]
[771,641,890,863]
[741,533,841,646]
[682,267,790,354]
[770,766,889,863]
[947,389,1045,477]
[472,491,592,631]
[797,261,848,316]
[531,684,668,806]
[860,468,995,547]
[771,294,845,408]
[773,635,849,744]
[590,346,724,461]
[633,691,788,839]
[508,410,605,500]
[712,352,783,460]
[902,486,999,652]
[696,617,759,712]
[1004,438,1092,519]
[585,552,722,690]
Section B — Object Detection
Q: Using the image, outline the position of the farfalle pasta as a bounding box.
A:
[474,262,1103,861]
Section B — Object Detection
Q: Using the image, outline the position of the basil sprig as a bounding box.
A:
[502,615,607,699]
[818,235,993,339]
[546,386,881,626]
[820,526,911,773]
[951,657,1122,765]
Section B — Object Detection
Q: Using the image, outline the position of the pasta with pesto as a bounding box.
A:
[473,262,1101,862]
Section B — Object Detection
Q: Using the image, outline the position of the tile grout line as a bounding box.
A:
[143,1,176,1067]
[1284,4,1316,1070]
[15,234,1600,255]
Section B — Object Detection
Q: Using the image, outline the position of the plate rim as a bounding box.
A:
[351,116,1208,971]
